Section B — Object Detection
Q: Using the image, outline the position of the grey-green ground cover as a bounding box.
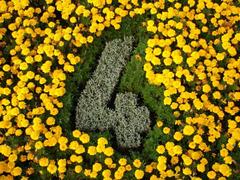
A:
[75,37,150,148]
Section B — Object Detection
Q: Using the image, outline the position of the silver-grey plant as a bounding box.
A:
[75,37,150,148]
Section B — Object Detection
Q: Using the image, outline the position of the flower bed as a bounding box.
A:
[0,0,240,179]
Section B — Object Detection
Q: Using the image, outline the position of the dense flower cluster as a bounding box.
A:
[0,0,240,179]
[143,0,240,179]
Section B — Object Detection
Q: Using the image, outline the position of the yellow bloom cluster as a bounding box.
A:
[143,0,240,179]
[0,0,140,179]
[0,0,240,179]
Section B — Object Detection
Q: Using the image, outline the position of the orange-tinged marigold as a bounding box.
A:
[11,167,22,176]
[39,157,49,167]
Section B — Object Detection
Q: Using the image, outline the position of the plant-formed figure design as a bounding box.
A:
[76,37,150,148]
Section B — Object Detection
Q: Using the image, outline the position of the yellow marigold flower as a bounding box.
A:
[102,169,111,177]
[35,141,43,150]
[153,48,161,56]
[164,97,172,105]
[8,161,15,171]
[92,162,102,172]
[75,145,85,154]
[3,64,10,72]
[150,175,158,180]
[162,50,171,58]
[165,142,174,151]
[213,91,221,99]
[135,169,144,179]
[207,170,216,179]
[72,156,81,164]
[182,154,192,166]
[163,57,173,66]
[151,56,161,65]
[157,162,167,172]
[79,133,90,144]
[88,146,97,156]
[183,125,195,136]
[109,163,116,169]
[19,62,28,70]
[193,99,203,110]
[170,156,179,165]
[84,168,91,177]
[175,22,183,29]
[173,145,182,155]
[96,144,105,153]
[144,62,152,71]
[118,158,127,166]
[167,29,176,37]
[145,164,153,173]
[104,158,113,166]
[58,136,68,144]
[228,46,237,56]
[98,137,108,145]
[46,117,55,126]
[193,135,202,144]
[182,45,192,53]
[173,131,183,141]
[163,127,170,134]
[191,151,202,160]
[114,170,123,179]
[125,164,132,171]
[75,165,82,173]
[202,84,211,93]
[201,158,208,165]
[104,147,114,157]
[224,156,233,164]
[39,157,49,167]
[70,16,77,23]
[70,154,77,162]
[173,111,181,118]
[231,128,240,141]
[157,156,167,164]
[11,167,22,176]
[156,145,165,154]
[0,0,7,12]
[133,159,142,168]
[72,129,81,138]
[216,53,225,61]
[58,159,66,167]
[197,163,205,172]
[173,55,183,64]
[87,36,94,43]
[156,120,163,128]
[8,154,17,162]
[220,148,228,157]
[183,167,192,175]
[219,164,232,177]
[47,163,57,174]
[21,48,30,56]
